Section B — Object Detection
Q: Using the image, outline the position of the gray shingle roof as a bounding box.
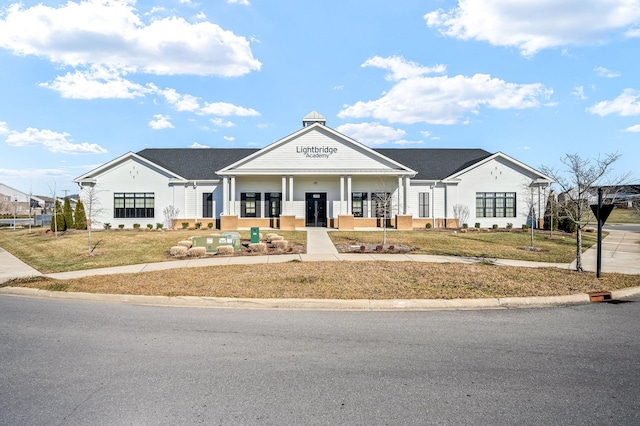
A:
[374,148,492,180]
[137,147,492,181]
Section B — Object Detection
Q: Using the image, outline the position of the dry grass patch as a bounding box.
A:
[5,261,639,300]
[331,230,597,263]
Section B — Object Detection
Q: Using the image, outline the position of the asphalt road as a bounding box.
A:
[1,296,639,425]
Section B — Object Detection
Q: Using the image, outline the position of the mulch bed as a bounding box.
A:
[335,243,417,254]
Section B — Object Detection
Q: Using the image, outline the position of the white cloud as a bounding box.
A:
[227,0,251,5]
[425,0,640,57]
[223,136,235,141]
[335,122,407,145]
[199,102,260,116]
[190,141,210,148]
[0,0,261,77]
[3,125,107,154]
[39,66,150,99]
[594,66,621,78]
[419,130,432,138]
[148,114,174,130]
[154,87,201,112]
[572,86,587,100]
[210,118,235,127]
[623,124,640,132]
[391,140,424,146]
[339,56,552,125]
[588,89,640,116]
[0,121,9,134]
[362,56,446,81]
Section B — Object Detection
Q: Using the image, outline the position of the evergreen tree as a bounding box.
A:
[74,199,87,230]
[50,199,64,232]
[63,197,74,230]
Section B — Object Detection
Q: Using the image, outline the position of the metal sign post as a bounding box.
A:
[590,187,615,278]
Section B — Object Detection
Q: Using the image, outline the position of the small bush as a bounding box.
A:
[506,223,513,230]
[425,223,432,228]
[118,224,125,229]
[133,223,140,229]
[103,223,112,230]
[522,224,530,230]
[187,247,206,257]
[177,240,193,249]
[217,245,234,255]
[376,244,383,252]
[195,222,202,229]
[268,235,284,242]
[492,224,498,229]
[181,222,189,229]
[475,222,481,229]
[360,245,366,252]
[272,240,288,249]
[248,243,267,253]
[156,223,163,229]
[169,246,188,257]
[207,222,214,229]
[147,224,153,229]
[462,223,468,229]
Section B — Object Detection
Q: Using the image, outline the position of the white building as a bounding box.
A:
[74,112,553,230]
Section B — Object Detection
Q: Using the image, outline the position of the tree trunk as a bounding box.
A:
[575,227,583,272]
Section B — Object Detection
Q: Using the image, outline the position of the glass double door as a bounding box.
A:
[305,192,327,227]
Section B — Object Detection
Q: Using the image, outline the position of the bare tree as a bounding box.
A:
[541,153,627,272]
[452,204,470,228]
[80,183,105,255]
[163,205,180,229]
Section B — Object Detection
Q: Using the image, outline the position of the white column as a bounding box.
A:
[281,176,287,214]
[339,175,345,214]
[288,175,294,214]
[230,176,236,215]
[404,177,410,215]
[347,176,352,214]
[398,175,403,216]
[222,176,229,215]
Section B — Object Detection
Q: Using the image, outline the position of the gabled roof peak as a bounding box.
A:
[302,111,326,127]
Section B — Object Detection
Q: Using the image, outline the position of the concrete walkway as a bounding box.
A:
[1,227,639,309]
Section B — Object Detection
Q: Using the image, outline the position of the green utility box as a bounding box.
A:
[220,232,241,251]
[250,227,260,244]
[192,234,240,253]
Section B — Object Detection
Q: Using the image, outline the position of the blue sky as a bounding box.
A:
[0,0,638,196]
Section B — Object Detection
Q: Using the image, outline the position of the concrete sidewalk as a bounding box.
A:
[1,226,639,284]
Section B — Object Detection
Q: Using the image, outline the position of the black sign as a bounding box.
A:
[590,204,615,224]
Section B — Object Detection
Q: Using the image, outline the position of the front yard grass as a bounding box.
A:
[0,228,306,273]
[330,229,597,263]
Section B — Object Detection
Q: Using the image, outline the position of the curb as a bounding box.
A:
[3,286,637,311]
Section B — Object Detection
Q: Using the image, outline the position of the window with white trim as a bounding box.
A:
[241,192,261,218]
[418,192,430,217]
[476,192,516,217]
[114,193,154,218]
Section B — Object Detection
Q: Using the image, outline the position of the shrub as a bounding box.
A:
[187,247,206,257]
[492,224,498,229]
[118,224,125,229]
[177,240,193,249]
[74,199,87,230]
[272,240,289,249]
[376,244,384,252]
[268,235,284,242]
[522,224,530,230]
[195,222,202,229]
[217,245,234,255]
[146,224,153,229]
[181,222,189,229]
[133,223,140,229]
[103,223,112,230]
[207,222,214,229]
[462,223,468,229]
[248,243,267,253]
[425,223,432,228]
[475,222,481,228]
[506,223,513,230]
[156,223,163,229]
[169,246,188,257]
[360,245,366,252]
[63,197,74,230]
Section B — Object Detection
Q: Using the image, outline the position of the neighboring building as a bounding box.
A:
[74,112,553,230]
[0,183,40,216]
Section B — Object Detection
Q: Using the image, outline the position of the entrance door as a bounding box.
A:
[305,193,327,227]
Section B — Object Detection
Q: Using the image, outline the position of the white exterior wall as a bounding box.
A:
[80,158,177,229]
[454,157,549,228]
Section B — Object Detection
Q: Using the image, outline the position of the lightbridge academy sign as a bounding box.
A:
[296,145,338,159]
